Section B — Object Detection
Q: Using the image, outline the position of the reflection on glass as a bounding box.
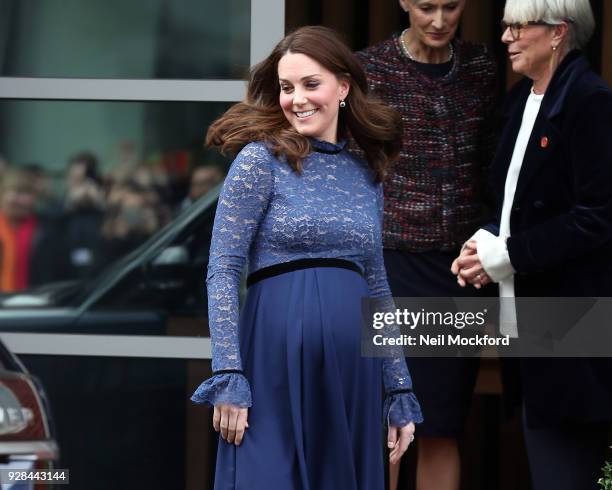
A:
[0,99,231,296]
[22,355,216,490]
[0,0,250,79]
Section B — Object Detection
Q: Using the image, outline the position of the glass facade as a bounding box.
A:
[0,1,284,487]
[0,0,250,79]
[0,100,230,300]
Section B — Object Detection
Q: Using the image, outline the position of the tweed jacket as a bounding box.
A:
[357,35,497,252]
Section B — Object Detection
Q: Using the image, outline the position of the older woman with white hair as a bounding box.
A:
[452,0,612,488]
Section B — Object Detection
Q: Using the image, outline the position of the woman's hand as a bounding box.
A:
[213,404,249,446]
[387,422,416,464]
[451,241,491,288]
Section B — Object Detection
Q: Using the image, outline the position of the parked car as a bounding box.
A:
[0,187,221,490]
[0,336,59,490]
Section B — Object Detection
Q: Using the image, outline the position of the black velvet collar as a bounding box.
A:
[309,137,346,155]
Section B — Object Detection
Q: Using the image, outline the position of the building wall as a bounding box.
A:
[287,0,611,90]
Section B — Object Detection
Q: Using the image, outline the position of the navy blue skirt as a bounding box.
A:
[214,262,384,490]
[383,249,481,437]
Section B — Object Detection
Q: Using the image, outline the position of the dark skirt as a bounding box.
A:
[383,249,480,438]
[214,262,384,490]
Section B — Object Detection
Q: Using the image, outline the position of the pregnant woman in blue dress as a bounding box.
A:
[191,26,423,490]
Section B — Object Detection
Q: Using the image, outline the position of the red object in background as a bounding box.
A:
[162,150,191,176]
[175,150,190,175]
[0,373,49,442]
[0,214,37,292]
[14,216,37,291]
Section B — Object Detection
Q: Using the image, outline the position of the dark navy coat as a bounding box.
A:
[489,51,612,428]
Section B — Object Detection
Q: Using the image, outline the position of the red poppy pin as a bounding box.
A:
[540,136,549,148]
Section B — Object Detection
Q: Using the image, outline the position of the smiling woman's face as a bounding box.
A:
[400,0,465,48]
[501,23,557,81]
[277,52,349,144]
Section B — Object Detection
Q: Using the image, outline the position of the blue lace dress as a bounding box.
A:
[192,139,423,490]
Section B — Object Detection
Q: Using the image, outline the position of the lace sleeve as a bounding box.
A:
[365,185,424,426]
[191,142,273,407]
[363,185,392,299]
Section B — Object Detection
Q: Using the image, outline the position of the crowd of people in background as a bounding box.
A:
[0,149,225,293]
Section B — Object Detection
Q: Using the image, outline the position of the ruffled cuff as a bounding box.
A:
[190,372,252,407]
[383,390,424,428]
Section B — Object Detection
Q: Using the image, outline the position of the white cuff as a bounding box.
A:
[471,229,515,282]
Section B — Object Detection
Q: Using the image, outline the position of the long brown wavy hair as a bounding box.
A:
[206,26,401,182]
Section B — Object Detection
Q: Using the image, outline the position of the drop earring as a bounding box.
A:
[339,100,346,108]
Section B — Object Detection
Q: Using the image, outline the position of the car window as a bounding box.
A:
[88,192,217,314]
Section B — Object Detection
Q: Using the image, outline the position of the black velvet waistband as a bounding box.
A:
[246,258,363,288]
